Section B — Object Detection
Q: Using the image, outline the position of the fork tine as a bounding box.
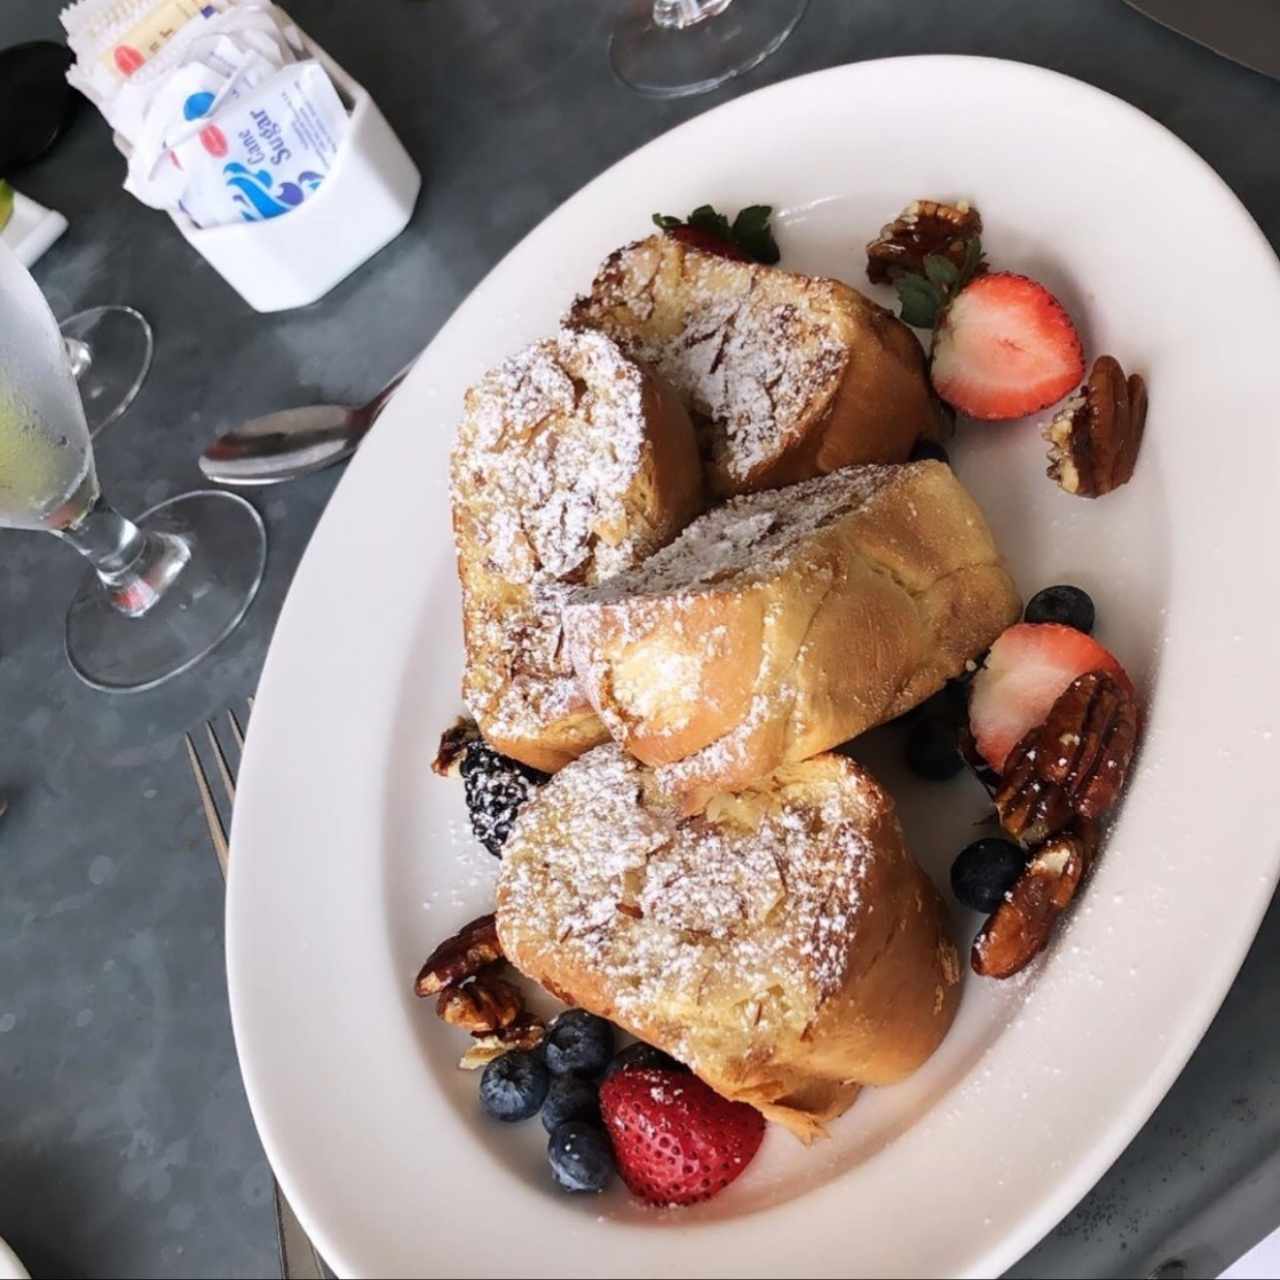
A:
[184,732,229,879]
[226,705,245,752]
[206,719,238,803]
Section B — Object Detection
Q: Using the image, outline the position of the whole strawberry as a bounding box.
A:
[598,1067,764,1206]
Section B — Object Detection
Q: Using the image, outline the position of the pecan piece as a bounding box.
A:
[995,670,1138,843]
[436,971,522,1033]
[1045,355,1148,498]
[459,1012,546,1070]
[414,913,503,996]
[972,821,1098,977]
[432,716,480,778]
[866,199,984,285]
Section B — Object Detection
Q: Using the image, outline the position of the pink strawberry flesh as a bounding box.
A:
[970,622,1133,773]
[599,1067,764,1207]
[931,272,1084,421]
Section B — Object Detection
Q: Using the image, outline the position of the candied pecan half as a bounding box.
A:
[972,821,1099,978]
[1045,355,1148,498]
[996,670,1138,844]
[458,1013,547,1070]
[866,199,983,285]
[432,716,480,778]
[436,971,522,1033]
[414,913,503,996]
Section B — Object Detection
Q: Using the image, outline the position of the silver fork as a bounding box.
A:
[185,701,331,1280]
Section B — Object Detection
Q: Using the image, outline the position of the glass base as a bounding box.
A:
[65,490,266,692]
[60,305,154,438]
[609,0,808,98]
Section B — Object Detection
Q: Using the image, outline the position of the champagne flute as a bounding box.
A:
[60,305,154,437]
[609,0,809,99]
[0,243,265,691]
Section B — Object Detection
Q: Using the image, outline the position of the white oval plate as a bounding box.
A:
[227,56,1280,1279]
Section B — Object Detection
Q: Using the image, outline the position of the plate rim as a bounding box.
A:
[226,53,1280,1279]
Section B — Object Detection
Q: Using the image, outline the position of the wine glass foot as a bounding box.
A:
[59,305,154,437]
[65,490,266,692]
[609,0,808,98]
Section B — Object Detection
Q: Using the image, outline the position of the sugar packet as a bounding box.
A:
[61,0,305,145]
[61,0,224,110]
[126,59,349,228]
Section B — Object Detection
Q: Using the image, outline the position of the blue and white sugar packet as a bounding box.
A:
[127,58,348,227]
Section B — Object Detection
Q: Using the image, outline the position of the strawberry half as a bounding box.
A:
[970,622,1133,773]
[931,272,1084,420]
[667,224,750,262]
[598,1067,764,1206]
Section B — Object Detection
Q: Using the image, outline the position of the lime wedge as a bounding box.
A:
[0,181,13,232]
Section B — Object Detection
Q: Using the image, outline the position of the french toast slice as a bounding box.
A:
[567,233,944,497]
[496,744,962,1141]
[563,460,1021,807]
[450,328,703,772]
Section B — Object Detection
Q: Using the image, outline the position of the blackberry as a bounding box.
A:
[459,742,549,857]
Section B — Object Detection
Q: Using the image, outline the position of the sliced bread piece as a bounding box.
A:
[496,744,961,1141]
[563,460,1020,806]
[567,233,944,497]
[451,327,703,772]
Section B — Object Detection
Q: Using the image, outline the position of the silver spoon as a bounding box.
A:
[198,362,413,487]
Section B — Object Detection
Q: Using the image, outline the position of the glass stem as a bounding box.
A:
[64,336,92,381]
[56,494,190,618]
[653,0,733,29]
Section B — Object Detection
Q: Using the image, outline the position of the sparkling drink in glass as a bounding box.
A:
[0,242,266,690]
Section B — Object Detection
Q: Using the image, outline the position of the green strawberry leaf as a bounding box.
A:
[959,235,986,285]
[731,204,780,265]
[686,204,735,242]
[651,203,781,264]
[896,273,943,329]
[888,236,986,329]
[924,254,959,290]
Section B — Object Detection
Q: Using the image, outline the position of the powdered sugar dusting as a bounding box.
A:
[498,745,878,1071]
[451,328,677,742]
[569,237,848,485]
[570,464,906,607]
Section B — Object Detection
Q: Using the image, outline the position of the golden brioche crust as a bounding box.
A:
[563,461,1021,807]
[496,746,962,1141]
[567,234,943,497]
[450,328,703,772]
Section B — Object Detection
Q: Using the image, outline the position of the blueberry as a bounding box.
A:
[479,1050,549,1122]
[1024,585,1095,634]
[547,1121,615,1193]
[540,1073,600,1132]
[906,715,965,781]
[544,1010,615,1077]
[950,838,1028,912]
[910,437,950,465]
[602,1041,685,1081]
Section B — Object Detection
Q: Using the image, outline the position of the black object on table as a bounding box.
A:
[0,41,78,173]
[0,1,1277,1277]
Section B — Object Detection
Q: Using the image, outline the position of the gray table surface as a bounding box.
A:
[1,1,1277,1276]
